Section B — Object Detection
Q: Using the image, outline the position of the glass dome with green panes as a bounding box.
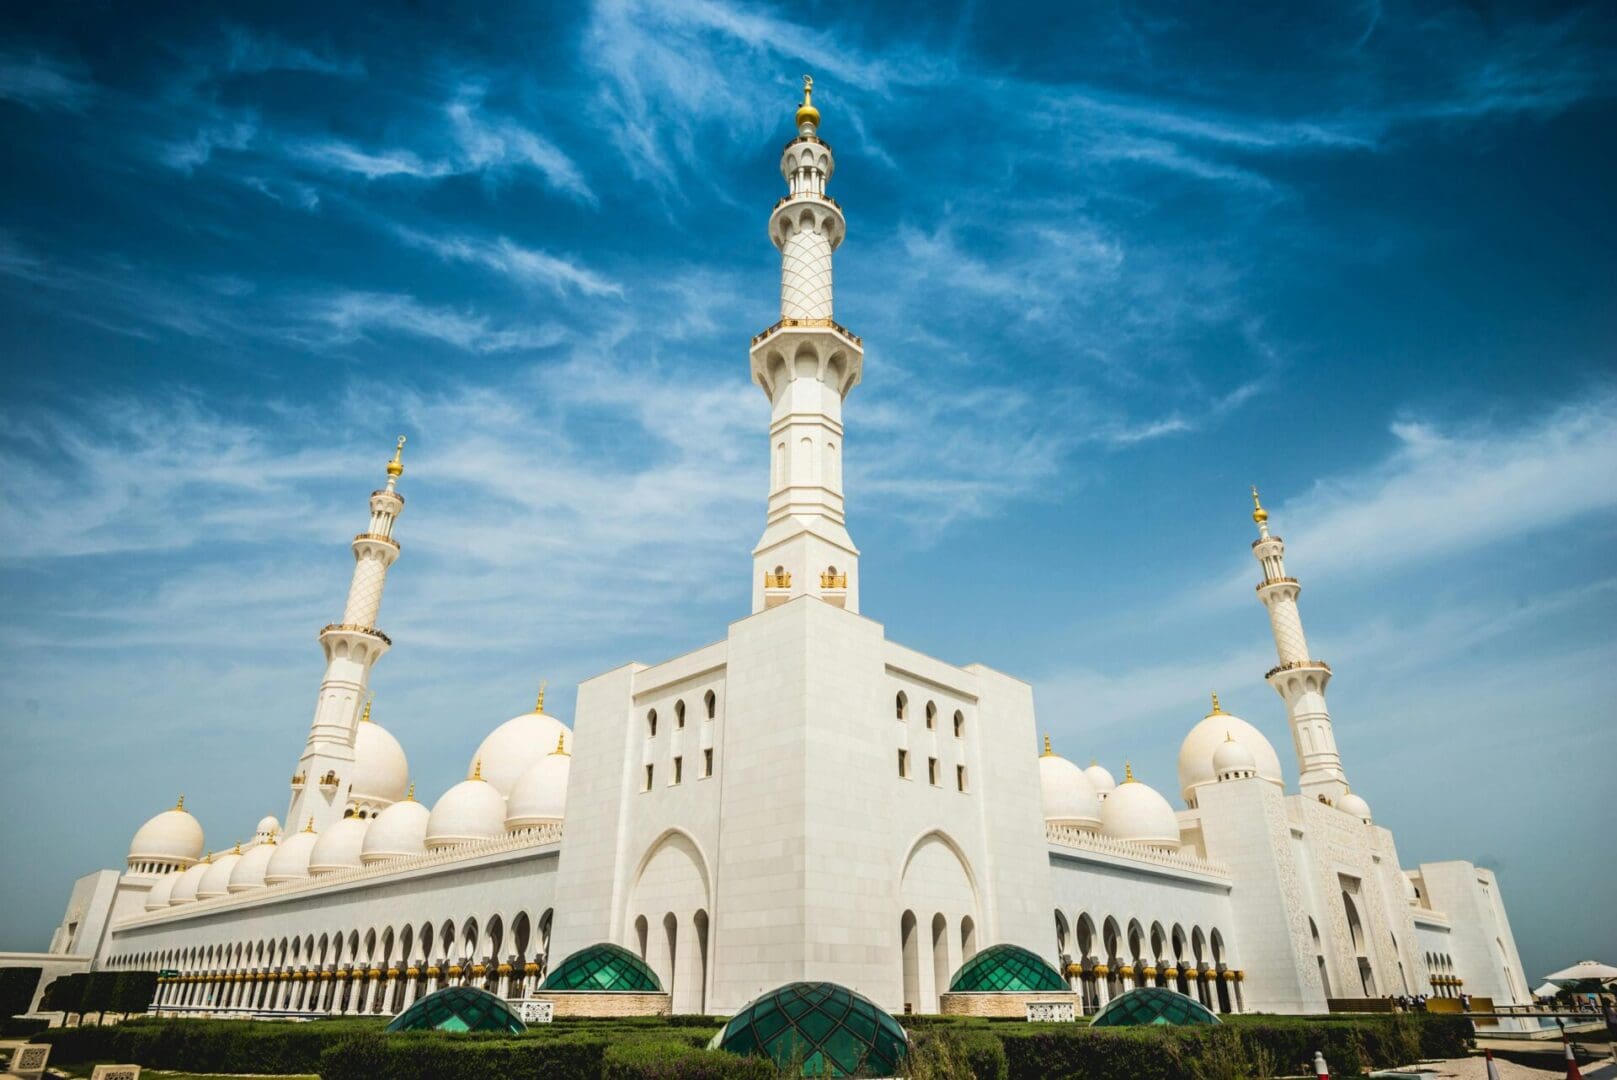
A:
[539,942,663,993]
[384,985,526,1033]
[1090,986,1222,1026]
[710,981,908,1078]
[947,943,1068,993]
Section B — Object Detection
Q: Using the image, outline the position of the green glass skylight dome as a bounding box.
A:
[947,943,1068,993]
[384,985,526,1033]
[711,981,908,1078]
[540,942,663,993]
[1090,986,1221,1027]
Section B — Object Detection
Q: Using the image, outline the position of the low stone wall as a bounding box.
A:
[538,990,670,1017]
[939,990,1080,1018]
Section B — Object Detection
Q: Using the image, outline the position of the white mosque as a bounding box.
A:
[39,79,1530,1021]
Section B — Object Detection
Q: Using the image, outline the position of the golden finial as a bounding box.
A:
[386,435,406,478]
[1090,758,1098,767]
[233,841,242,855]
[795,73,820,129]
[1123,760,1136,783]
[174,794,185,811]
[1041,734,1054,757]
[1225,731,1236,742]
[472,760,483,782]
[304,816,315,833]
[551,732,569,756]
[1250,486,1268,525]
[406,782,415,802]
[534,680,547,714]
[1210,692,1223,715]
[360,695,373,723]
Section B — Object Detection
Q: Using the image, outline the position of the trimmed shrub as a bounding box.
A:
[909,1026,1009,1080]
[0,966,43,1021]
[1,1017,50,1038]
[36,1016,384,1072]
[603,1038,777,1079]
[320,1031,609,1080]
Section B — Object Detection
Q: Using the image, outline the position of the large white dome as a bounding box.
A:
[351,716,410,805]
[169,860,211,905]
[1100,767,1182,851]
[1177,699,1283,805]
[1338,790,1372,823]
[362,797,430,864]
[467,707,572,797]
[128,798,204,867]
[506,740,571,830]
[265,827,319,884]
[308,817,369,875]
[228,841,277,892]
[196,850,241,899]
[144,871,179,910]
[427,774,506,849]
[1038,740,1101,829]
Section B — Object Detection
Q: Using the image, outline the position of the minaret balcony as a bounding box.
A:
[319,622,392,647]
[290,773,306,790]
[751,317,861,349]
[353,532,399,549]
[1255,576,1299,591]
[763,571,792,608]
[1264,658,1332,680]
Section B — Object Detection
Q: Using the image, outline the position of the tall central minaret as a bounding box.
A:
[1249,488,1349,801]
[286,437,408,832]
[749,76,864,614]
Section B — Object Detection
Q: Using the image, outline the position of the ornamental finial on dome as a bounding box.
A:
[1250,485,1269,535]
[304,816,315,833]
[174,794,185,811]
[472,759,483,781]
[534,680,547,714]
[795,74,819,130]
[360,695,373,723]
[1123,760,1136,783]
[406,782,415,802]
[1210,692,1224,715]
[551,732,569,756]
[387,435,406,479]
[1041,734,1054,757]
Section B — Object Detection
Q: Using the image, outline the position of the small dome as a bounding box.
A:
[541,943,663,993]
[1085,761,1117,797]
[506,739,571,830]
[253,815,280,842]
[363,796,430,864]
[1092,986,1221,1027]
[1100,766,1182,851]
[1213,734,1257,779]
[265,826,320,884]
[196,851,241,899]
[385,985,526,1033]
[1177,698,1284,805]
[169,860,211,905]
[144,871,179,910]
[712,982,908,1078]
[351,716,409,805]
[426,774,506,849]
[948,943,1068,993]
[1038,739,1102,829]
[467,708,572,797]
[128,798,204,867]
[228,840,277,892]
[308,817,368,875]
[1338,790,1372,823]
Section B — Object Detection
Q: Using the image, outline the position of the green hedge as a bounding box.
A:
[320,1031,609,1080]
[36,1016,384,1072]
[602,1038,778,1079]
[0,966,42,1022]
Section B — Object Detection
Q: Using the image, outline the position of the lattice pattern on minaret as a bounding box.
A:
[342,555,388,628]
[781,230,834,319]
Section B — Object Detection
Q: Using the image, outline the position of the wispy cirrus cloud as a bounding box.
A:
[0,48,93,110]
[314,291,568,353]
[393,227,623,298]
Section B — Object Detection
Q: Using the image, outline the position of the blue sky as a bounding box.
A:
[1,1,1613,979]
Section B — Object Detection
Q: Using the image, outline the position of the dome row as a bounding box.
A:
[1039,738,1181,852]
[138,707,572,911]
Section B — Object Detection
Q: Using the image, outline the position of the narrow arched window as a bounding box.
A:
[925,701,937,730]
[704,690,716,720]
[896,692,908,721]
[953,710,964,738]
[675,700,686,729]
[647,709,658,738]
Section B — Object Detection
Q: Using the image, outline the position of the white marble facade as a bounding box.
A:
[40,82,1529,1022]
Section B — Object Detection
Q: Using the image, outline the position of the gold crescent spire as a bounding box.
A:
[796,73,820,129]
[304,816,316,833]
[472,759,483,781]
[1210,692,1223,715]
[406,782,415,802]
[360,695,373,723]
[1123,760,1136,783]
[174,794,185,811]
[1250,485,1268,525]
[1041,733,1054,757]
[387,435,406,478]
[551,732,569,756]
[534,680,547,714]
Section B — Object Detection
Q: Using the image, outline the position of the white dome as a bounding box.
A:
[1084,762,1117,797]
[128,799,204,866]
[351,718,410,805]
[196,851,241,899]
[506,742,571,830]
[169,860,211,905]
[426,775,506,849]
[467,708,572,797]
[144,871,179,910]
[1338,790,1372,823]
[308,817,369,875]
[265,827,319,884]
[228,841,277,892]
[1213,734,1257,779]
[362,797,430,864]
[1100,768,1182,851]
[1038,742,1101,829]
[1177,700,1283,805]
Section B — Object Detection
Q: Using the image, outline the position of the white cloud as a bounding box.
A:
[0,49,94,110]
[315,291,568,352]
[393,228,622,298]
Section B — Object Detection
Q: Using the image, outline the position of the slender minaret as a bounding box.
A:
[749,75,864,614]
[286,437,407,832]
[1249,487,1348,802]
